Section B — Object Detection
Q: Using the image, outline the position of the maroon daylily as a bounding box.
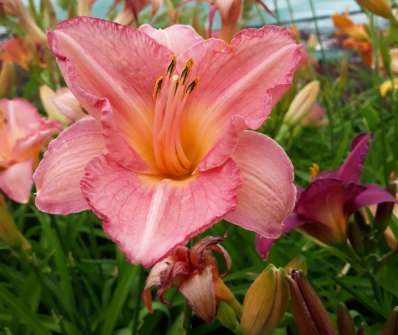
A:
[256,133,396,258]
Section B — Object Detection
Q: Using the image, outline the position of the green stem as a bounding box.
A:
[132,266,144,335]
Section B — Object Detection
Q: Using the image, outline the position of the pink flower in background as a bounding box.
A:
[0,98,60,203]
[34,17,305,267]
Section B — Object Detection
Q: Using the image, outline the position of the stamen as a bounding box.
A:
[153,76,164,99]
[172,75,180,95]
[185,79,199,94]
[152,58,196,177]
[309,163,320,180]
[166,56,177,78]
[181,59,194,84]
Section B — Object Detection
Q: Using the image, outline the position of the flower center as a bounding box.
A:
[152,57,199,178]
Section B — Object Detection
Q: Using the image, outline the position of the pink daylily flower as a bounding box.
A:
[0,98,60,203]
[34,17,305,267]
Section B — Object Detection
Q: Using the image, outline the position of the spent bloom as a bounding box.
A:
[256,133,396,257]
[34,18,304,267]
[143,235,237,322]
[0,98,60,203]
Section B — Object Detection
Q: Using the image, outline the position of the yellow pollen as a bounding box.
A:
[153,76,164,99]
[185,79,199,94]
[310,163,320,180]
[166,56,177,77]
[181,58,194,84]
[152,58,199,177]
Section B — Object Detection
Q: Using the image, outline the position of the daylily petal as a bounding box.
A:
[100,99,150,171]
[256,213,302,259]
[34,117,104,214]
[48,17,173,165]
[352,184,396,210]
[0,160,32,203]
[139,24,203,55]
[0,98,61,162]
[337,133,370,183]
[297,179,365,244]
[12,121,61,161]
[0,98,44,143]
[142,256,174,312]
[180,26,305,168]
[225,131,296,238]
[80,156,240,267]
[179,267,216,323]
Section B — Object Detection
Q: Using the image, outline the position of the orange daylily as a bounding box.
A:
[332,12,373,66]
[0,37,33,70]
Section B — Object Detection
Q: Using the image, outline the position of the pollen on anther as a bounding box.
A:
[153,76,164,99]
[186,78,199,94]
[181,59,194,84]
[166,56,177,77]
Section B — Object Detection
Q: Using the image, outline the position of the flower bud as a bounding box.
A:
[40,85,70,125]
[40,86,85,125]
[384,227,398,251]
[284,80,320,127]
[390,49,398,74]
[288,270,336,335]
[337,303,356,335]
[77,0,95,16]
[382,307,398,335]
[357,0,395,20]
[285,255,308,274]
[0,61,15,98]
[348,220,366,255]
[240,265,288,335]
[0,196,31,251]
[217,302,242,334]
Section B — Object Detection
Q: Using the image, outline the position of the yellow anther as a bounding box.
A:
[181,58,194,84]
[309,163,320,180]
[185,78,199,94]
[167,56,177,77]
[153,76,164,99]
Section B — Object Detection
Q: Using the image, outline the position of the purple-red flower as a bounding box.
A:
[34,18,305,267]
[0,98,60,203]
[257,133,396,257]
